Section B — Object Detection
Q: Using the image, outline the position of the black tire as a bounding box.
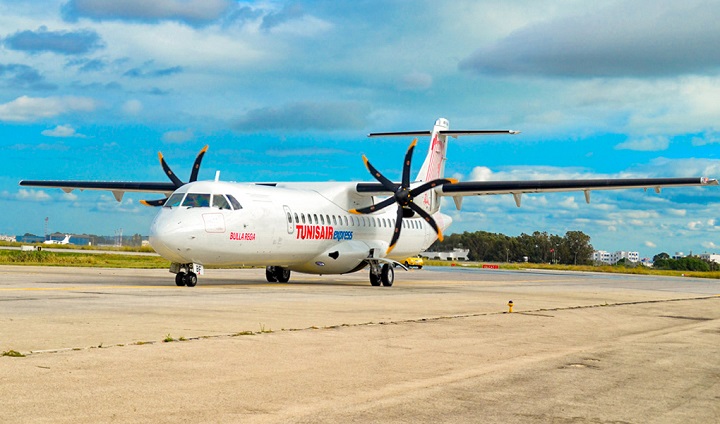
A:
[184,272,198,287]
[404,261,409,267]
[370,272,381,286]
[277,268,291,283]
[381,264,394,287]
[266,266,278,282]
[417,266,423,269]
[175,272,186,286]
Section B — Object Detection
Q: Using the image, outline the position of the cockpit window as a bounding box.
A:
[182,193,210,208]
[226,194,242,210]
[164,193,185,208]
[212,194,232,210]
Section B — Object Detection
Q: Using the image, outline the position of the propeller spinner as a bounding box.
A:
[140,145,209,206]
[350,139,456,254]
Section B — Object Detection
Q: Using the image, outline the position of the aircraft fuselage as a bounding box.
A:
[149,180,447,275]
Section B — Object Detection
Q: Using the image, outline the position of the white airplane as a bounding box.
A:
[43,234,71,245]
[20,118,717,287]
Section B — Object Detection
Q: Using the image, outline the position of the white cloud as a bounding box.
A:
[162,128,194,143]
[615,136,669,151]
[701,241,718,249]
[61,192,78,201]
[468,166,493,181]
[122,99,143,115]
[16,189,51,202]
[644,241,657,248]
[0,96,96,122]
[41,124,87,138]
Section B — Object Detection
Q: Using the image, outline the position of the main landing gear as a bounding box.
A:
[266,266,291,283]
[369,262,394,287]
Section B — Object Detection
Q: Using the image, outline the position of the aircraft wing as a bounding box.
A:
[438,177,718,207]
[18,180,177,202]
[356,177,717,206]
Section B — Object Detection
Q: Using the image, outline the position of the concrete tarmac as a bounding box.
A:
[0,265,718,423]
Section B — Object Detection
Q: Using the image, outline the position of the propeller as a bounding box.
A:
[140,145,209,206]
[350,138,457,254]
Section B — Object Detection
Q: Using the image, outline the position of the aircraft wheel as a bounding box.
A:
[381,264,394,287]
[184,272,198,287]
[266,266,278,282]
[277,268,291,283]
[175,272,186,286]
[370,272,381,286]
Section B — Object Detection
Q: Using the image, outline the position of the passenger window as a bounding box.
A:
[182,193,210,208]
[326,215,331,225]
[294,213,299,224]
[320,215,325,225]
[164,193,185,208]
[226,195,242,210]
[313,214,318,225]
[344,216,348,226]
[332,216,337,226]
[286,212,292,224]
[301,213,306,224]
[212,194,232,210]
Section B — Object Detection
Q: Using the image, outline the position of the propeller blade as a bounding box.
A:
[408,202,443,242]
[386,205,405,254]
[363,155,398,192]
[158,152,184,188]
[140,198,167,207]
[350,196,396,215]
[189,145,209,182]
[408,178,458,197]
[401,138,417,188]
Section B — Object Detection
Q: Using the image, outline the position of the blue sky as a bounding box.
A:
[0,0,718,257]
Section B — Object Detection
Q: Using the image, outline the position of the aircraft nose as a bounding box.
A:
[149,210,196,263]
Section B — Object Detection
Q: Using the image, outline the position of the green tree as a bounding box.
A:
[563,231,593,265]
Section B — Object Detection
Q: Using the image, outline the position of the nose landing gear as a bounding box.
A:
[170,263,203,287]
[175,271,198,287]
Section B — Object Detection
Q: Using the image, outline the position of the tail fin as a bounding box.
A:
[417,118,450,182]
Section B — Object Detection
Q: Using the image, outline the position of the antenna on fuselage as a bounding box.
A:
[214,170,220,182]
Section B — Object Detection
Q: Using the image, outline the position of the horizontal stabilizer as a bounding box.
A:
[368,130,518,138]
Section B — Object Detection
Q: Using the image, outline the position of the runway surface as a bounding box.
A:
[1,265,718,423]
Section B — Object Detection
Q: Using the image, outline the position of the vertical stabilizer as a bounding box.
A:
[415,118,450,214]
[416,118,450,183]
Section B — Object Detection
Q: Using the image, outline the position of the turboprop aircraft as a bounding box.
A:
[19,118,717,287]
[43,234,71,245]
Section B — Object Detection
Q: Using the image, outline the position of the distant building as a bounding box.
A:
[0,234,16,242]
[421,248,470,261]
[593,250,639,265]
[698,253,720,264]
[16,235,45,243]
